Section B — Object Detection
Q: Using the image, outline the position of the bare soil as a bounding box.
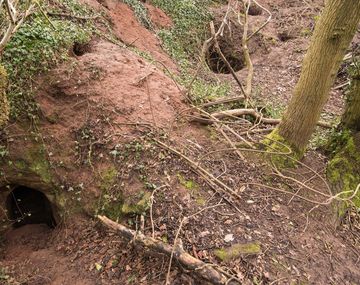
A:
[1,0,360,285]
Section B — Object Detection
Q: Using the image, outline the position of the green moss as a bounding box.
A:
[9,142,52,184]
[177,174,198,190]
[177,174,206,205]
[26,145,52,184]
[121,192,151,214]
[327,130,360,211]
[97,167,152,218]
[99,167,118,192]
[97,167,124,219]
[214,242,261,261]
[262,128,303,168]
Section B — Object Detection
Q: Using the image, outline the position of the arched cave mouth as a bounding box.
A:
[6,186,57,229]
[206,46,245,74]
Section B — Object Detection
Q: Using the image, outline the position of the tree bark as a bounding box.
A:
[327,66,360,216]
[0,64,9,127]
[342,73,360,131]
[275,0,360,153]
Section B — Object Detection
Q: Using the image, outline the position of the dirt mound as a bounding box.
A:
[84,0,176,70]
[32,40,184,202]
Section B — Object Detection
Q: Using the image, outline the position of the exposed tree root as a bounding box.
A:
[97,215,240,285]
[209,108,332,128]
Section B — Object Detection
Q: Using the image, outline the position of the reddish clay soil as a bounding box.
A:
[145,3,173,29]
[1,0,360,285]
[84,0,176,69]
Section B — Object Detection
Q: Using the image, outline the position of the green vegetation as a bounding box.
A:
[1,0,95,120]
[97,164,154,220]
[327,130,360,211]
[262,128,303,168]
[121,191,151,215]
[152,0,212,64]
[177,173,206,205]
[214,242,261,261]
[122,0,152,29]
[121,0,230,104]
[150,0,230,104]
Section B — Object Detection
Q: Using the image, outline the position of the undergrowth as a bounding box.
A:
[151,0,231,104]
[151,0,212,65]
[1,0,97,120]
[120,0,230,104]
[122,0,152,29]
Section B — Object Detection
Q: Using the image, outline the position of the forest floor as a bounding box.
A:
[0,0,360,284]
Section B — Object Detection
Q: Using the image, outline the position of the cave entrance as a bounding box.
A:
[206,44,245,74]
[6,186,57,228]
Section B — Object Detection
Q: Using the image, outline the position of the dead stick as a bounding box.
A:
[97,215,238,285]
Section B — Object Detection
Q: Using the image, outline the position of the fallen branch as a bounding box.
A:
[98,215,239,285]
[211,108,333,128]
[200,95,245,108]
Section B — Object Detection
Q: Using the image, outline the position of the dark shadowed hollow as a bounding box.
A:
[6,186,57,228]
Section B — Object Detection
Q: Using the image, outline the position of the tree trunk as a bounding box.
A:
[342,73,360,131]
[274,0,360,153]
[327,65,360,216]
[0,64,9,127]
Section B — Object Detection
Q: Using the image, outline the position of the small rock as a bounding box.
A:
[224,234,234,243]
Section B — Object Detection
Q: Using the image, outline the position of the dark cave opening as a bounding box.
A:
[206,46,245,74]
[6,186,57,228]
[72,42,91,56]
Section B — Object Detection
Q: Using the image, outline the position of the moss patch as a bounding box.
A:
[177,174,205,205]
[121,192,151,215]
[97,168,153,219]
[214,242,261,261]
[262,128,303,168]
[9,141,53,184]
[327,130,360,212]
[99,167,118,192]
[26,145,52,184]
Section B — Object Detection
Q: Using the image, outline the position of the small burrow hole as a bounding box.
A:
[6,186,57,228]
[206,45,245,74]
[72,42,91,56]
[248,4,263,16]
[277,32,294,42]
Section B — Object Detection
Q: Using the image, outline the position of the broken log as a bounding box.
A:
[97,215,240,285]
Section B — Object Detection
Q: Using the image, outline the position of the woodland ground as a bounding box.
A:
[0,0,360,284]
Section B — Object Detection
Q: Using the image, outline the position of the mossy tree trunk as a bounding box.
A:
[327,65,360,215]
[268,0,360,155]
[342,71,360,131]
[0,64,9,127]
